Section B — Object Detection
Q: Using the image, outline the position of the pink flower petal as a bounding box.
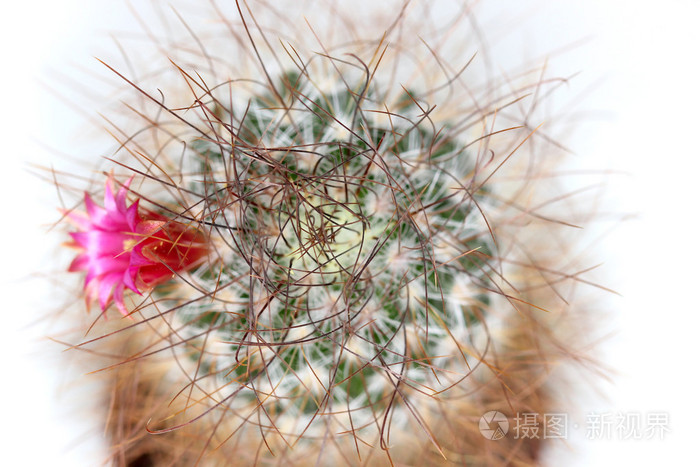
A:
[126,200,141,230]
[68,254,89,272]
[64,209,92,230]
[113,283,129,317]
[122,268,140,294]
[84,193,106,223]
[84,279,98,305]
[97,272,123,310]
[115,177,133,214]
[70,231,129,256]
[103,179,117,213]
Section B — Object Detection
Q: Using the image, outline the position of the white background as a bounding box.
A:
[1,1,697,464]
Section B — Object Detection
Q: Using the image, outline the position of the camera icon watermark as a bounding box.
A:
[479,411,509,440]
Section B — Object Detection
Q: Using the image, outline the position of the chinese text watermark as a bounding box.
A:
[478,411,670,441]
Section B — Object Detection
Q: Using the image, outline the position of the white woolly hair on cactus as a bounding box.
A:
[47,1,605,465]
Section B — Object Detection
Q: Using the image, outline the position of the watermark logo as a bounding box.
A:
[479,411,509,440]
[477,411,670,441]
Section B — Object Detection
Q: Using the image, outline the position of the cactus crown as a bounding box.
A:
[158,67,497,436]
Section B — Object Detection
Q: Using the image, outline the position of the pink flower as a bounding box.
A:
[66,177,209,316]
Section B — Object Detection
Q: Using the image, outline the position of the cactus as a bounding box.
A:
[56,1,600,465]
